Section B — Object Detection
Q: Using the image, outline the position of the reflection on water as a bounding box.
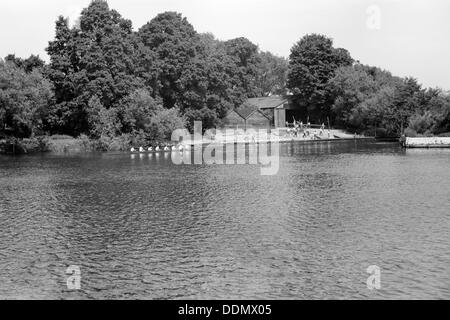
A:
[0,140,449,299]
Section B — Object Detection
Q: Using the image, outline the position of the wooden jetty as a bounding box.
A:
[403,137,450,148]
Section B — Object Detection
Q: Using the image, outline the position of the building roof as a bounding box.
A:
[234,103,259,120]
[246,96,288,109]
[231,96,289,120]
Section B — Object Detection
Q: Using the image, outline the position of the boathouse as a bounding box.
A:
[222,96,292,129]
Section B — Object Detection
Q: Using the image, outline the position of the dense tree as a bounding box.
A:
[147,107,186,142]
[328,65,380,128]
[328,63,450,136]
[4,54,45,73]
[287,34,353,121]
[407,89,450,135]
[0,61,54,138]
[255,51,288,96]
[429,91,450,133]
[388,78,424,133]
[138,11,200,109]
[223,37,261,100]
[328,64,402,130]
[137,12,231,129]
[87,95,122,138]
[138,15,264,129]
[46,0,144,136]
[119,88,160,133]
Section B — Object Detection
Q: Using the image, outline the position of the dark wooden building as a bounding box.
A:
[222,96,294,129]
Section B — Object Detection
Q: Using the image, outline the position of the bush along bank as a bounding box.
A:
[0,137,50,154]
[0,133,176,155]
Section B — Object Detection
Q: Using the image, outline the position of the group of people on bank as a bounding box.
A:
[287,121,331,139]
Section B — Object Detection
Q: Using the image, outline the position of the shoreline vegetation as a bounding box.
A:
[0,129,363,155]
[1,0,449,155]
[0,134,151,154]
[0,126,382,155]
[7,128,450,155]
[4,128,449,155]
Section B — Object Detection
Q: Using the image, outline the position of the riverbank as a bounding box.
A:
[0,131,172,154]
[0,135,131,155]
[404,136,450,148]
[0,129,370,155]
[200,128,367,145]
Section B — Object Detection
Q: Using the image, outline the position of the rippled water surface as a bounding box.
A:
[0,140,449,299]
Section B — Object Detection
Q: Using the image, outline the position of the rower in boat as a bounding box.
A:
[131,147,136,153]
[178,144,184,152]
[155,146,160,151]
[171,145,177,151]
[163,146,170,152]
[139,146,145,153]
[148,146,153,152]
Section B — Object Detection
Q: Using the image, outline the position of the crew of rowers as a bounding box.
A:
[130,144,188,153]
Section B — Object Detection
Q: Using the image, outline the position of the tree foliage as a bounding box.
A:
[2,1,448,145]
[147,107,186,142]
[138,11,199,109]
[328,64,450,135]
[287,34,353,121]
[0,61,54,138]
[255,51,288,96]
[46,0,144,136]
[138,15,264,129]
[4,54,46,73]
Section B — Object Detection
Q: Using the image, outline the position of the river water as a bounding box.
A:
[0,140,449,299]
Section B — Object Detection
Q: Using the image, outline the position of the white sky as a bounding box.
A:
[1,0,449,89]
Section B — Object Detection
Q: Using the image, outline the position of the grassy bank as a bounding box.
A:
[45,134,134,153]
[0,137,50,154]
[0,133,173,155]
[0,135,126,154]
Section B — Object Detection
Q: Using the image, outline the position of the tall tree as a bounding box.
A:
[255,51,288,96]
[138,14,257,129]
[4,54,45,73]
[328,64,434,135]
[223,37,261,100]
[328,64,402,129]
[119,88,160,133]
[46,0,144,136]
[138,11,200,109]
[287,34,353,121]
[0,61,54,138]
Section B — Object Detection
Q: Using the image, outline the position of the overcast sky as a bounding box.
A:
[1,0,449,89]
